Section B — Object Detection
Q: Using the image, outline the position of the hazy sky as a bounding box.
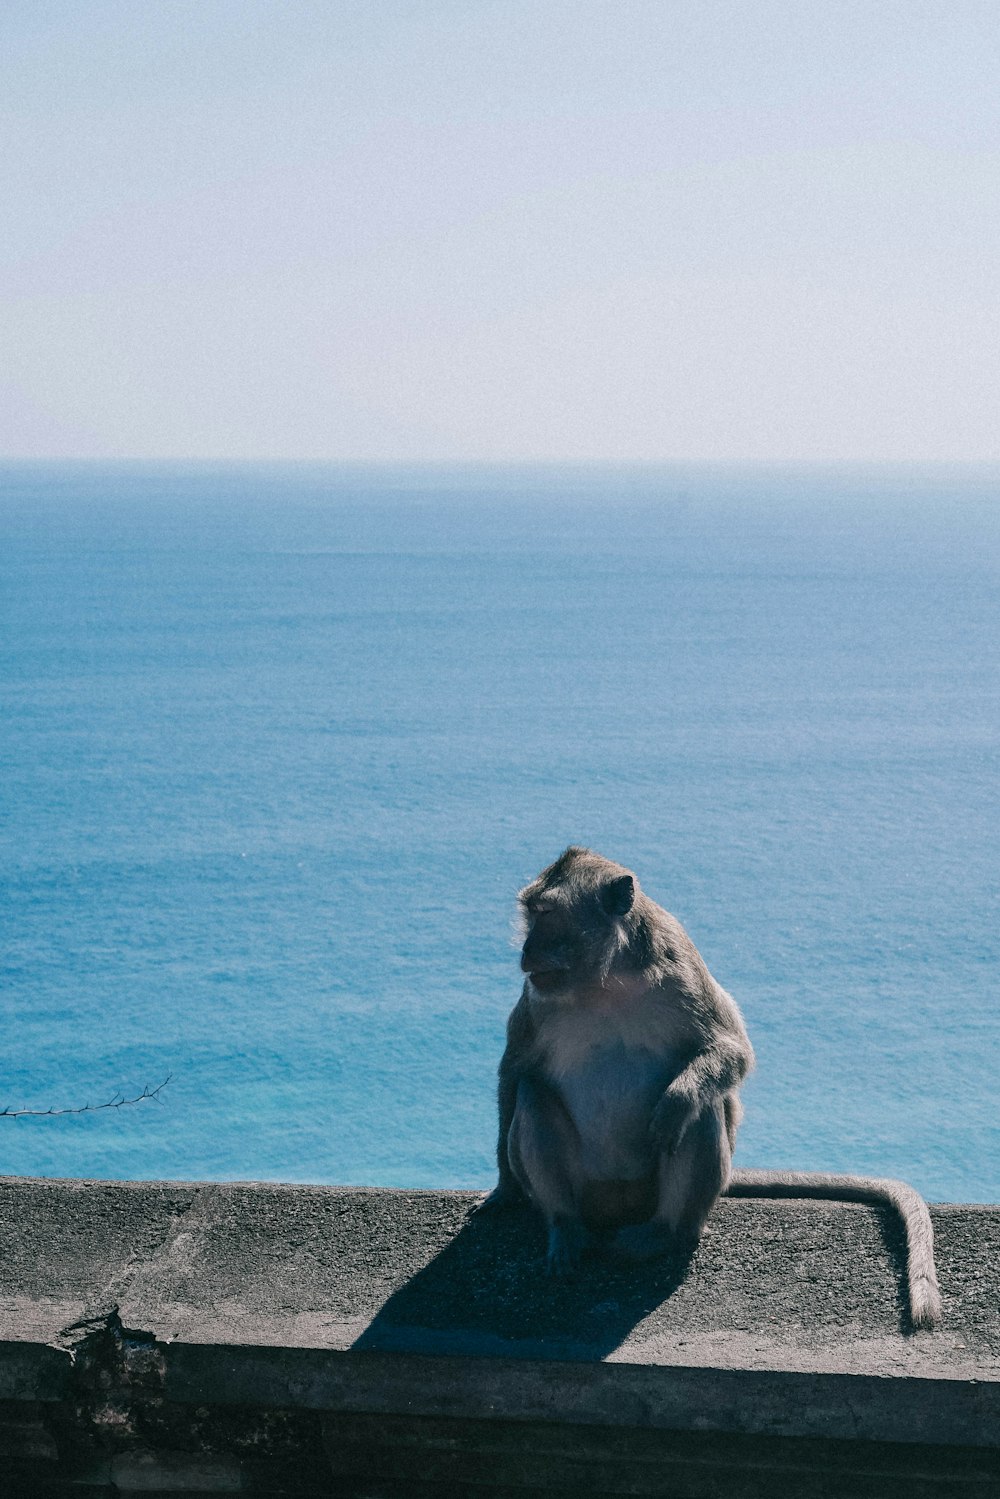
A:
[2,1,999,460]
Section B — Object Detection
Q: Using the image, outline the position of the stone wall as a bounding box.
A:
[1,1178,998,1495]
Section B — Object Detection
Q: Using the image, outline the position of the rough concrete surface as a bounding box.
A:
[3,1178,996,1373]
[0,1177,998,1495]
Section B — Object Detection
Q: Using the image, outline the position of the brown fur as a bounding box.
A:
[489,847,754,1272]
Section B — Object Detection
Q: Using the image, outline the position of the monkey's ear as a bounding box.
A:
[600,874,635,918]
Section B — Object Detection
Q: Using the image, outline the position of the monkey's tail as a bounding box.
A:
[725,1168,942,1331]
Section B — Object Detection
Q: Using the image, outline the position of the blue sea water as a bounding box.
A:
[1,462,998,1201]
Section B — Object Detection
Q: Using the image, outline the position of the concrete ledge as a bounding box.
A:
[1,1177,998,1495]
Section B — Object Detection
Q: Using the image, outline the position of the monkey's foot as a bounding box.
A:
[469,1185,523,1217]
[613,1220,689,1263]
[546,1218,590,1278]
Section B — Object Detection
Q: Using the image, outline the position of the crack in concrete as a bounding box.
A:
[57,1186,215,1352]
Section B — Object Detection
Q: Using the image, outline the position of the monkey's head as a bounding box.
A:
[517,846,640,995]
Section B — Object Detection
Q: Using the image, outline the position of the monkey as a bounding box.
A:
[481,847,941,1331]
[484,846,754,1269]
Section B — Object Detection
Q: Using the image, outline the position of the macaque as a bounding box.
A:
[485,847,940,1330]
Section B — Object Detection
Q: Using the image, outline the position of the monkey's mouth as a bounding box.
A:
[528,969,566,993]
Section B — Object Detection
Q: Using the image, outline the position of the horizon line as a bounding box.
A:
[3,456,1000,469]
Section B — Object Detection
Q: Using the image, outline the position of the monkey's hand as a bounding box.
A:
[650,1085,700,1157]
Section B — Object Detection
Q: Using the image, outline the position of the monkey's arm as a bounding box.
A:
[475,989,535,1211]
[650,989,754,1155]
[726,1169,941,1331]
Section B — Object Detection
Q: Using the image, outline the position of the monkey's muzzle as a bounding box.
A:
[524,968,567,994]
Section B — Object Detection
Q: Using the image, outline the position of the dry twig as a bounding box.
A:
[0,1075,172,1119]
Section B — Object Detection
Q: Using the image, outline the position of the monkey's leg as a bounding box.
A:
[615,1098,731,1262]
[507,1077,591,1277]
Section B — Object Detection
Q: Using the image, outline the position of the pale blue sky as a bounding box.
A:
[2,1,998,459]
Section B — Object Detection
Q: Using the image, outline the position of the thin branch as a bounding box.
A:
[0,1075,172,1119]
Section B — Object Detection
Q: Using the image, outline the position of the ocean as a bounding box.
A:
[1,462,997,1201]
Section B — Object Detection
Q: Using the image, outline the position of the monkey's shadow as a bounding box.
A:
[352,1205,694,1361]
